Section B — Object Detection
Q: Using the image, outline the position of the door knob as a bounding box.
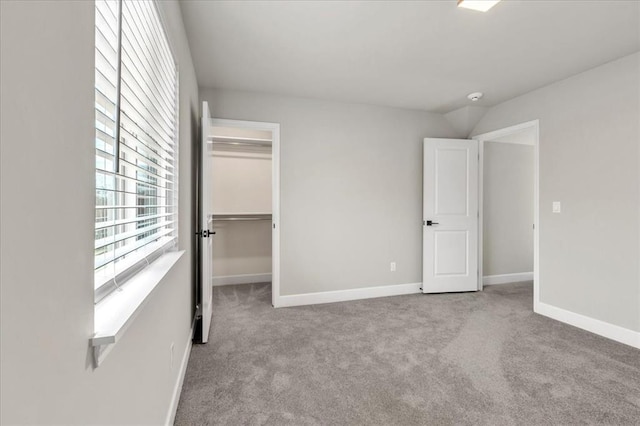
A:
[426,220,439,226]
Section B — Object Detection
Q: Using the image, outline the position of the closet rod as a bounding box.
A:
[207,137,271,147]
[212,217,271,221]
[211,213,272,221]
[208,141,272,147]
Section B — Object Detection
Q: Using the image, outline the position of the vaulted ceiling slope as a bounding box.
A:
[180,1,640,113]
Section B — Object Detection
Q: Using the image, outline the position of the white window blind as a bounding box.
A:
[94,0,178,302]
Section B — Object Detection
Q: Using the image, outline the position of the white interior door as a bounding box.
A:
[423,138,479,293]
[199,101,213,343]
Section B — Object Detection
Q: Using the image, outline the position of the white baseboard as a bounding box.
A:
[275,282,422,308]
[483,272,533,285]
[212,273,272,286]
[165,328,193,426]
[536,302,640,349]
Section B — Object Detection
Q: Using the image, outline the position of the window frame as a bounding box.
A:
[94,0,179,303]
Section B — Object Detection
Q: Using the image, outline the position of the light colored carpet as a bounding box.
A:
[175,282,640,425]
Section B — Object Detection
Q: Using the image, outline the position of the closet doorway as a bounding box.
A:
[197,103,280,343]
[474,120,539,309]
[207,117,280,305]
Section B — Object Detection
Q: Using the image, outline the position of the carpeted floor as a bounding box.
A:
[175,282,640,425]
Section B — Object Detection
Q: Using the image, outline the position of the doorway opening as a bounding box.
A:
[207,118,280,304]
[197,104,280,343]
[474,120,540,310]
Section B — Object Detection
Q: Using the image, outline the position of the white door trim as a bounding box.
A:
[472,120,540,310]
[209,118,281,308]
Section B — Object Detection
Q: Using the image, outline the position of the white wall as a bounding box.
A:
[0,1,199,424]
[472,52,640,333]
[483,141,534,276]
[210,151,272,278]
[212,220,273,278]
[211,151,272,213]
[203,89,459,296]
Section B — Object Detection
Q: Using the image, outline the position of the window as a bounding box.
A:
[94,0,178,302]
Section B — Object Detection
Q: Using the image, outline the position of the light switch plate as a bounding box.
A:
[552,201,561,213]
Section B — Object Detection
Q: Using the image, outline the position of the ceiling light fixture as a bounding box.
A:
[467,92,484,102]
[457,0,501,12]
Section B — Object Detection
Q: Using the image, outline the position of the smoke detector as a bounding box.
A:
[467,92,484,102]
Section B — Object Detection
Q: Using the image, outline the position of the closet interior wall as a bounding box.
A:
[208,126,273,285]
[483,139,534,277]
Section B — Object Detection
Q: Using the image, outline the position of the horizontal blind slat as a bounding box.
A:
[95,229,175,269]
[96,170,173,190]
[119,137,174,171]
[119,30,176,126]
[124,1,176,101]
[120,6,176,128]
[97,147,174,181]
[95,212,174,230]
[96,187,173,197]
[95,204,173,210]
[117,131,173,170]
[94,236,176,288]
[118,63,175,135]
[120,105,174,154]
[120,116,174,159]
[119,157,173,182]
[95,219,175,250]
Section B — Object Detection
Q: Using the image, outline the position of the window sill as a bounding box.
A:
[91,250,185,367]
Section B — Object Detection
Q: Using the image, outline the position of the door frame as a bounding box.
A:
[208,118,281,308]
[472,120,540,310]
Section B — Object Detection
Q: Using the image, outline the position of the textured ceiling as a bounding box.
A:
[180,1,640,113]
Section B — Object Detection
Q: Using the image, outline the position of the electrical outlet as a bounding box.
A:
[170,342,175,369]
[552,201,561,213]
[390,262,397,272]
